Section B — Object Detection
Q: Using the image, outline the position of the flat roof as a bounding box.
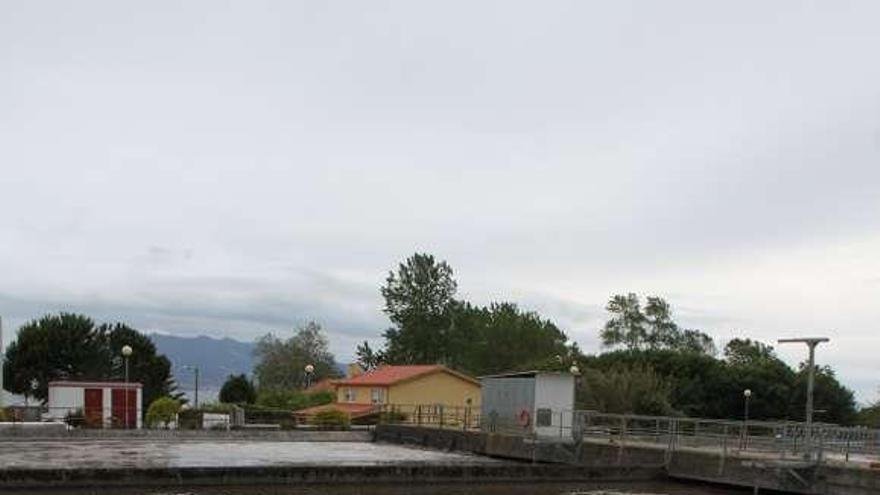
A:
[479,370,574,379]
[48,381,142,389]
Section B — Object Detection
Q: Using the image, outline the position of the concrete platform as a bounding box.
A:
[0,440,495,470]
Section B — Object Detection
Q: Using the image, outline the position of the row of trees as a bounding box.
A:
[577,340,858,424]
[2,313,180,411]
[357,253,863,424]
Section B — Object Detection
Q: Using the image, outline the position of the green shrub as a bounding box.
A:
[255,389,334,411]
[146,397,181,429]
[312,408,350,430]
[0,408,9,422]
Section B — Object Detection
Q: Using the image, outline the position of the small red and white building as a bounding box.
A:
[46,381,142,429]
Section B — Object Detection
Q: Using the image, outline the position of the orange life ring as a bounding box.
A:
[518,409,531,428]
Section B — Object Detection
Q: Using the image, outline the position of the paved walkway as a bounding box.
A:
[0,440,499,470]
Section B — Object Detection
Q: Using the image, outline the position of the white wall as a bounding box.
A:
[46,387,83,421]
[533,374,575,438]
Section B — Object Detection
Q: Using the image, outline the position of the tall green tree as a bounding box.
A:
[456,302,570,376]
[374,253,575,376]
[721,339,795,420]
[355,341,384,371]
[601,293,647,350]
[219,374,256,404]
[2,314,179,410]
[253,321,339,391]
[380,253,458,364]
[600,294,715,355]
[577,365,676,415]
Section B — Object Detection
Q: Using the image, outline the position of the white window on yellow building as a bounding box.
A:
[343,387,355,402]
[370,388,385,404]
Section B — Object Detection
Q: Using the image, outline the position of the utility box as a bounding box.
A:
[479,371,574,437]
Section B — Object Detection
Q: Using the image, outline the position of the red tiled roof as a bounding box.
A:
[294,402,379,418]
[334,365,478,386]
[307,378,339,393]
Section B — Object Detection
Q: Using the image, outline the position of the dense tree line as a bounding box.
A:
[576,338,857,423]
[360,253,860,424]
[2,313,180,412]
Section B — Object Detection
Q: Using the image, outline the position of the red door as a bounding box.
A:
[111,388,137,428]
[84,388,103,428]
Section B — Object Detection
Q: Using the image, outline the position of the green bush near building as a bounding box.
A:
[312,408,350,430]
[146,397,181,429]
[255,389,334,411]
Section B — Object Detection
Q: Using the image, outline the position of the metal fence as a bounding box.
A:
[378,405,880,464]
[379,404,481,431]
[572,411,880,462]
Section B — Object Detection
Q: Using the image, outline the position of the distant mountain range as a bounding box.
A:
[149,334,348,394]
[149,334,256,390]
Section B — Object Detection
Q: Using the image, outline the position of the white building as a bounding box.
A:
[479,371,575,438]
[46,381,143,429]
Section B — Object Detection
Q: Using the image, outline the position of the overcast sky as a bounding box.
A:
[2,1,878,402]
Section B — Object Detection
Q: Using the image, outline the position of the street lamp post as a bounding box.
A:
[304,364,315,389]
[121,345,133,429]
[742,389,752,449]
[778,337,829,458]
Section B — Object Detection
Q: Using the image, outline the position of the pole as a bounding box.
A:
[124,356,129,429]
[805,342,817,452]
[194,366,199,409]
[778,337,829,460]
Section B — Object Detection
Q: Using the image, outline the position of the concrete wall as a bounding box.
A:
[0,460,661,489]
[375,424,666,469]
[375,425,880,495]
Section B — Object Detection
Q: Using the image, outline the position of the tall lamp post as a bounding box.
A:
[183,365,200,409]
[742,389,752,449]
[778,337,829,458]
[121,345,133,429]
[304,364,315,389]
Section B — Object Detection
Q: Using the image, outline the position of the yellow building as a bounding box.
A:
[336,364,480,408]
[296,364,480,421]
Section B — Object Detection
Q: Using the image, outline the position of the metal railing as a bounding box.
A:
[378,404,481,431]
[572,411,880,462]
[378,405,880,464]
